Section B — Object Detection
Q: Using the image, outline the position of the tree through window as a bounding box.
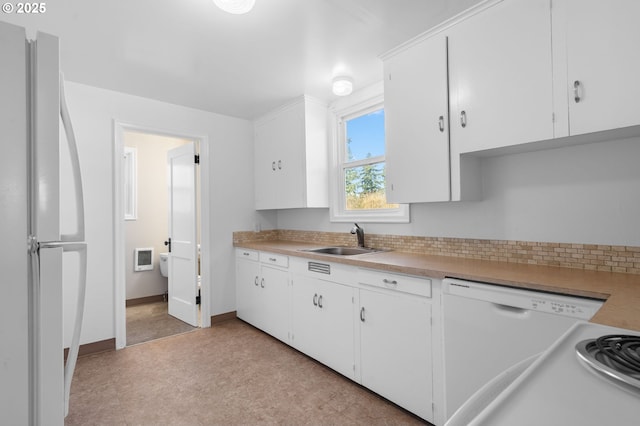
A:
[343,109,398,211]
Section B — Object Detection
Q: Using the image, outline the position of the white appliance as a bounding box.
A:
[0,22,87,424]
[466,321,640,425]
[441,278,603,421]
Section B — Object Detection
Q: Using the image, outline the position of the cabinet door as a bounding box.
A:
[274,104,306,209]
[235,258,260,327]
[254,120,278,210]
[384,34,451,203]
[448,0,553,153]
[291,275,355,379]
[260,265,290,343]
[564,0,640,135]
[359,289,432,422]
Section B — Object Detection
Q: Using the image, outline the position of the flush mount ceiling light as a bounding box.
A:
[213,0,256,14]
[332,76,354,96]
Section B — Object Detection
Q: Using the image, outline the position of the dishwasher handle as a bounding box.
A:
[491,302,530,318]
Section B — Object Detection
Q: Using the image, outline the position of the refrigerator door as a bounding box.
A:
[37,247,64,423]
[0,21,30,426]
[30,31,65,426]
[31,32,60,243]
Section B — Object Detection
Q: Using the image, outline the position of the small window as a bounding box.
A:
[123,146,137,221]
[329,91,409,223]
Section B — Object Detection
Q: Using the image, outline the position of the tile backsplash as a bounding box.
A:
[234,229,640,275]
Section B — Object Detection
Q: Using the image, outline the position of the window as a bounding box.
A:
[329,88,409,223]
[123,146,137,220]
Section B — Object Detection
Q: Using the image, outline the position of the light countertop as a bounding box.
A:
[234,240,640,331]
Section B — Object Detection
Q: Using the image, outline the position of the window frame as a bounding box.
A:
[328,87,409,223]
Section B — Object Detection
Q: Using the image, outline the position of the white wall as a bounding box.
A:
[276,136,640,247]
[60,81,270,347]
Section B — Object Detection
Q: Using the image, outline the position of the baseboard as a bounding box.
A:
[126,294,165,307]
[211,311,237,325]
[64,338,116,362]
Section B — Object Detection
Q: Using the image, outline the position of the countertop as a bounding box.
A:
[234,240,640,331]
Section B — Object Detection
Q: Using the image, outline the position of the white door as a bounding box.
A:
[448,0,553,153]
[291,275,355,379]
[167,143,198,326]
[360,289,432,421]
[384,33,450,203]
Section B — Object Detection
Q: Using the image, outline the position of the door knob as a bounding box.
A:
[164,238,171,253]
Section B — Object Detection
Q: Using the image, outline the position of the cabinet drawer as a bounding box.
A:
[236,249,258,261]
[358,269,431,298]
[260,252,289,268]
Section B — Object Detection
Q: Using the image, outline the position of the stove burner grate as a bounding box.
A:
[576,334,640,389]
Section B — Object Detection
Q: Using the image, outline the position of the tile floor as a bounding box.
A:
[65,319,430,425]
[126,301,198,346]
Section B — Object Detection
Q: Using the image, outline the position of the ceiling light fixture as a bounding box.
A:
[332,76,353,96]
[213,0,256,14]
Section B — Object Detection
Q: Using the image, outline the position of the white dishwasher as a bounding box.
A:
[441,278,603,421]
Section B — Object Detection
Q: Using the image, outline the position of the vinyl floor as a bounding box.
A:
[65,318,429,425]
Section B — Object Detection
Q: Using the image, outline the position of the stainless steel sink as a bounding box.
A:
[302,246,383,256]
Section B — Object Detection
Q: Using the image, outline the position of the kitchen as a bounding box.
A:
[1,0,639,425]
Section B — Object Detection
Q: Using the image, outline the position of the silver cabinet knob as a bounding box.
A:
[460,110,467,128]
[574,80,582,103]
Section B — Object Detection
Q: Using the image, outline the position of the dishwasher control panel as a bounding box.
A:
[530,298,595,317]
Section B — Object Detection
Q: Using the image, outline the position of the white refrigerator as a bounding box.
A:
[0,21,87,424]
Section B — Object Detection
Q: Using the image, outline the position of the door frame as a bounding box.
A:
[113,121,211,349]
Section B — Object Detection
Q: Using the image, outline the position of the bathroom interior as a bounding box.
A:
[124,130,201,346]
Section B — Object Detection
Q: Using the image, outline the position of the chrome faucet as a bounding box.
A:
[351,223,365,248]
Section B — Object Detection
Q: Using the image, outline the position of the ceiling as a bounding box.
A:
[3,0,481,119]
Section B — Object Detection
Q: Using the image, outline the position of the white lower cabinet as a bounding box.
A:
[357,269,434,422]
[236,253,435,422]
[291,274,355,379]
[358,289,432,421]
[235,250,289,343]
[235,250,261,326]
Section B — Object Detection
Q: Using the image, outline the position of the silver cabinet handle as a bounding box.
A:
[360,307,365,322]
[318,295,323,309]
[460,110,467,128]
[271,161,276,171]
[268,257,277,263]
[383,278,398,286]
[277,160,282,170]
[438,115,445,132]
[254,276,259,286]
[313,293,318,306]
[574,80,582,103]
[260,278,265,288]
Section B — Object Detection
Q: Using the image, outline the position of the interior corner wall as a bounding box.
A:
[275,136,640,247]
[60,81,258,347]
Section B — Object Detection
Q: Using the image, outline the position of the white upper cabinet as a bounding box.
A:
[382,0,552,202]
[254,96,328,210]
[554,0,640,137]
[448,0,554,154]
[384,34,451,203]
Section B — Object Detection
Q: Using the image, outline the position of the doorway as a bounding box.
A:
[114,122,211,349]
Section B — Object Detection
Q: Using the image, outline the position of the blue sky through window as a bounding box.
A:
[346,109,385,161]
